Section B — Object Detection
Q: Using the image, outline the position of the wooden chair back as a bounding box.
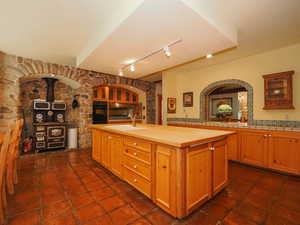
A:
[6,120,22,194]
[0,126,12,224]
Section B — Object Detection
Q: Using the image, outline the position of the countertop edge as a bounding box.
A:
[89,124,235,148]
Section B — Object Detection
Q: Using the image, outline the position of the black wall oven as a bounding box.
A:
[93,101,108,124]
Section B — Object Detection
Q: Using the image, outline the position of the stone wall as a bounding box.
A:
[0,52,156,148]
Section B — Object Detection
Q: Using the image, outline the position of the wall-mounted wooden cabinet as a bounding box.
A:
[93,86,139,104]
[263,71,294,110]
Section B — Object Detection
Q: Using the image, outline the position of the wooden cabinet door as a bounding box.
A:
[227,134,239,161]
[155,145,176,215]
[269,135,300,175]
[92,130,101,162]
[101,133,111,168]
[211,140,228,195]
[240,132,268,167]
[110,135,123,177]
[186,145,211,213]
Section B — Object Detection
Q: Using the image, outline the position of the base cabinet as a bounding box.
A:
[169,123,300,176]
[92,130,101,162]
[240,132,268,167]
[91,129,229,218]
[110,135,122,177]
[155,145,176,215]
[227,134,238,161]
[211,140,228,195]
[186,145,211,213]
[269,135,300,174]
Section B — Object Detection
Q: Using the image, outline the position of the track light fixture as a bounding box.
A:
[206,54,213,59]
[164,46,171,57]
[118,39,182,74]
[130,64,135,72]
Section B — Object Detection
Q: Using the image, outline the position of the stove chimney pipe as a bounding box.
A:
[42,78,58,102]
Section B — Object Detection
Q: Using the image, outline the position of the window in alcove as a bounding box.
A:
[207,84,248,122]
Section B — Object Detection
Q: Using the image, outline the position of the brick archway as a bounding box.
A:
[0,53,155,148]
[200,79,254,123]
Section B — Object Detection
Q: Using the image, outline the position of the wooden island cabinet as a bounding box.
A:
[90,124,233,218]
[168,123,300,176]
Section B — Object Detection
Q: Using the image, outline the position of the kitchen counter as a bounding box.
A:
[89,124,234,148]
[90,124,233,218]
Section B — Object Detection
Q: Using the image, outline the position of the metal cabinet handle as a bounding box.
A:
[133,152,137,156]
[133,142,137,146]
[133,165,138,169]
[133,179,137,183]
[162,165,167,169]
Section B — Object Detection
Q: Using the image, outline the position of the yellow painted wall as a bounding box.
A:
[162,43,300,123]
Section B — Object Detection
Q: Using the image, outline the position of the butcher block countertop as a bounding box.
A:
[89,124,234,148]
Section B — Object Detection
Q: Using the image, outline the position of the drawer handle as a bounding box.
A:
[133,165,138,169]
[133,142,137,146]
[133,152,137,156]
[133,179,137,183]
[162,165,167,169]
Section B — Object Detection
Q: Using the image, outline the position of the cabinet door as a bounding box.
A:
[92,130,101,162]
[240,132,268,167]
[269,135,300,175]
[227,134,239,161]
[212,140,228,195]
[110,135,123,177]
[186,145,211,213]
[101,133,111,168]
[155,145,176,214]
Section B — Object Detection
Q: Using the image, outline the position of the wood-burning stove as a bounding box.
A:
[32,78,68,152]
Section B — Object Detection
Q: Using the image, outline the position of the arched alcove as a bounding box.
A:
[200,79,254,123]
[0,54,156,149]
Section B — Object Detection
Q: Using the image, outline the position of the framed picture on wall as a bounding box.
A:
[167,97,176,113]
[183,92,193,107]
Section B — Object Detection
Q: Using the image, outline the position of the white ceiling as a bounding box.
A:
[0,0,299,79]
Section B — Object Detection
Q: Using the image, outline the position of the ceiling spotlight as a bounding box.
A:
[130,64,135,72]
[206,54,213,59]
[164,46,171,57]
[118,69,123,76]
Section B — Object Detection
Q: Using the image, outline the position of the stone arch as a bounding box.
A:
[0,54,155,148]
[200,79,253,123]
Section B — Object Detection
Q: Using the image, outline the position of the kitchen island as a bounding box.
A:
[89,124,234,218]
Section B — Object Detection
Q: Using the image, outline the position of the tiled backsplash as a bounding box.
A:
[167,117,300,132]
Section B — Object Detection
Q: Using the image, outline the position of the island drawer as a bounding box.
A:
[125,137,151,152]
[123,156,151,181]
[123,167,151,198]
[124,147,151,164]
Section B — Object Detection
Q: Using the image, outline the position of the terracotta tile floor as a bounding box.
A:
[6,149,300,225]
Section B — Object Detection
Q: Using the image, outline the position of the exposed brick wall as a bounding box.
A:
[0,52,156,148]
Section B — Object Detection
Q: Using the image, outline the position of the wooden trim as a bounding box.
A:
[137,46,237,79]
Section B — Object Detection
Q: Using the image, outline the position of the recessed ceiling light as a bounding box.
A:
[206,54,213,59]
